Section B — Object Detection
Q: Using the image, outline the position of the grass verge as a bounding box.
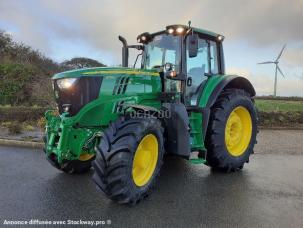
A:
[255,99,303,112]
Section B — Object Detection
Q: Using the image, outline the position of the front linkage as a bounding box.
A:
[44,110,100,173]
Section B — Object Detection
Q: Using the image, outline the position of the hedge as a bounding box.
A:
[1,107,302,128]
[0,106,49,122]
[258,111,303,127]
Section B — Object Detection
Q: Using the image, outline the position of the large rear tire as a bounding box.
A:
[92,116,164,204]
[205,89,257,172]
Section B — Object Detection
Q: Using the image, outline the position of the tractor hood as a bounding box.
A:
[52,67,159,80]
[52,67,162,118]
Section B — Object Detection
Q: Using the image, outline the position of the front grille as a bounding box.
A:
[112,76,130,95]
[54,77,102,116]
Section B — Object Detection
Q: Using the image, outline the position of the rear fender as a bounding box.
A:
[206,76,255,108]
[199,75,256,140]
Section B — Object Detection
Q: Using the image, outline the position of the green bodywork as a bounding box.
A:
[189,75,225,150]
[45,67,225,164]
[45,67,161,163]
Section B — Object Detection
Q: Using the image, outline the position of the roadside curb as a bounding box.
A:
[0,126,302,149]
[0,139,44,149]
[258,126,303,130]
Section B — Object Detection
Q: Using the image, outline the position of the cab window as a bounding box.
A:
[185,37,219,105]
[210,40,219,74]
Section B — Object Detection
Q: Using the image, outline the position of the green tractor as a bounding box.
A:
[44,24,257,204]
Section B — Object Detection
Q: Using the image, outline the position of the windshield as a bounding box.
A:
[143,34,181,72]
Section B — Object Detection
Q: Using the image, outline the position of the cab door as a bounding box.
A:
[185,35,220,152]
[185,36,219,106]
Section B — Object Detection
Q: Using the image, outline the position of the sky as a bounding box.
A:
[0,0,302,96]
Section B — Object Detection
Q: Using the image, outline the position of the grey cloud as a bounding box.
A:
[283,48,303,67]
[1,0,303,63]
[199,0,303,46]
[0,1,51,52]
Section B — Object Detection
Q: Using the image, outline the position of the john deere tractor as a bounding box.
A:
[44,24,257,204]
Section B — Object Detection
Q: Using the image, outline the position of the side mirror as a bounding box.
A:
[188,34,198,58]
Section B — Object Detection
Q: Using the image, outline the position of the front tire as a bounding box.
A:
[205,89,257,172]
[92,116,164,204]
[46,152,94,174]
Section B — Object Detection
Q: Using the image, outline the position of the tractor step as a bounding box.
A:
[189,151,206,164]
[189,158,206,164]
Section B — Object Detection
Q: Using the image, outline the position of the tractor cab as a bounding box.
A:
[120,24,225,107]
[118,24,229,157]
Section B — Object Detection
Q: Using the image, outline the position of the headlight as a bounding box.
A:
[217,35,225,41]
[136,32,152,44]
[176,27,185,34]
[167,28,174,34]
[166,25,187,35]
[57,78,77,90]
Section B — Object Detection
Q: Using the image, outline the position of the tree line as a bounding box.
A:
[0,30,106,106]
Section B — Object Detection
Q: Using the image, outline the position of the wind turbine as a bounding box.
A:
[258,44,286,97]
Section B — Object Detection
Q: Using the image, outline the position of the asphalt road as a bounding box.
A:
[0,130,303,228]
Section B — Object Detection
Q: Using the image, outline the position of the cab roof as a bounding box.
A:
[151,24,223,40]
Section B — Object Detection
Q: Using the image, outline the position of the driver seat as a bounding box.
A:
[187,66,207,105]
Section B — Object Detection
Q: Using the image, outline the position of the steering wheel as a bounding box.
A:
[152,65,163,69]
[152,62,176,70]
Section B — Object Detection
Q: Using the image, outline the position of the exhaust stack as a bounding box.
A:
[118,36,129,67]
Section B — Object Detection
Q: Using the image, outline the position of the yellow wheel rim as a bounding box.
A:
[132,134,158,187]
[225,106,252,157]
[79,153,95,161]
